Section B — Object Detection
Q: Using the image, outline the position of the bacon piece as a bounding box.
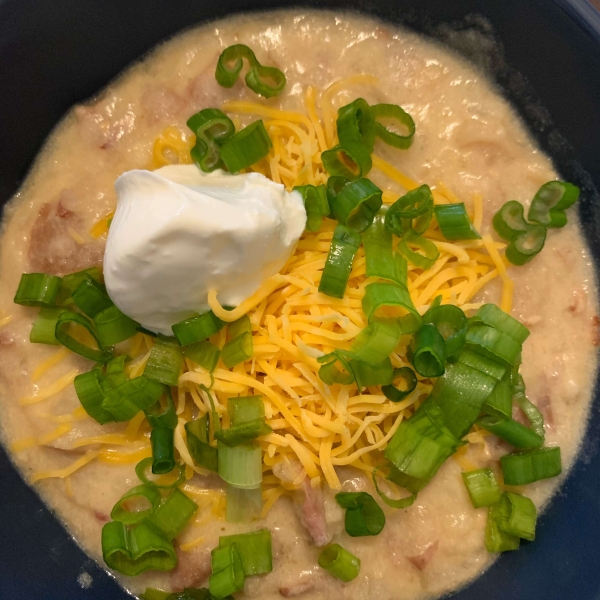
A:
[170,547,211,592]
[94,511,110,523]
[592,316,600,346]
[299,478,331,547]
[407,541,439,571]
[279,577,316,597]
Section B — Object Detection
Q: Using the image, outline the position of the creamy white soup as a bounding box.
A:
[0,9,597,600]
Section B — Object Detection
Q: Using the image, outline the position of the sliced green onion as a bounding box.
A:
[105,355,128,387]
[221,331,253,369]
[172,311,225,346]
[57,267,103,304]
[30,306,67,345]
[14,273,62,307]
[94,305,138,347]
[318,544,361,582]
[245,62,287,98]
[321,143,371,180]
[146,488,198,541]
[351,357,394,389]
[183,340,221,372]
[492,200,529,241]
[218,529,273,575]
[423,304,468,358]
[476,304,530,344]
[527,181,580,228]
[373,465,418,507]
[386,465,428,495]
[512,372,545,441]
[410,323,446,378]
[477,415,543,449]
[215,420,272,447]
[220,120,272,173]
[501,447,562,485]
[187,108,235,172]
[461,469,501,508]
[185,416,218,472]
[225,485,262,523]
[382,367,417,402]
[145,389,178,430]
[209,544,245,599]
[505,224,547,266]
[141,589,171,600]
[457,348,507,382]
[434,203,481,240]
[326,175,349,211]
[294,184,329,232]
[55,311,113,362]
[397,230,440,270]
[371,103,415,149]
[482,377,513,419]
[485,504,520,553]
[335,491,385,537]
[318,224,361,298]
[135,457,186,489]
[102,376,165,421]
[385,185,433,237]
[71,275,113,318]
[218,442,262,489]
[465,324,521,367]
[429,361,497,438]
[317,350,356,385]
[494,492,537,541]
[151,428,175,475]
[351,318,401,366]
[330,178,382,233]
[110,484,161,525]
[361,281,420,331]
[228,395,265,425]
[337,98,375,153]
[102,521,177,576]
[73,369,115,424]
[144,336,184,387]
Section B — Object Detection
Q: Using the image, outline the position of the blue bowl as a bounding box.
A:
[1,0,600,598]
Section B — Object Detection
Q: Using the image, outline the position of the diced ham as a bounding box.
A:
[94,511,110,523]
[170,546,211,591]
[140,85,187,124]
[74,96,136,149]
[279,577,316,597]
[299,478,331,547]
[406,540,439,571]
[187,63,246,111]
[536,394,554,427]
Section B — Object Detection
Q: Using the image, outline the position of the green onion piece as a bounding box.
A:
[146,488,198,541]
[102,376,165,422]
[218,442,262,489]
[482,377,513,419]
[321,143,372,181]
[94,305,138,347]
[293,184,329,232]
[494,492,537,541]
[476,304,530,344]
[330,178,382,233]
[135,457,186,489]
[501,446,562,485]
[429,360,497,438]
[218,529,273,575]
[372,466,418,507]
[110,484,161,525]
[30,306,67,344]
[433,203,481,240]
[318,544,361,582]
[335,491,385,537]
[527,181,580,228]
[512,372,545,440]
[461,469,501,508]
[71,275,113,318]
[151,427,176,475]
[141,589,171,600]
[485,504,520,553]
[73,369,115,424]
[505,224,547,266]
[145,389,178,430]
[55,311,113,362]
[225,485,262,523]
[102,521,177,576]
[209,544,245,599]
[185,416,218,472]
[362,208,408,286]
[351,318,402,366]
[14,273,62,307]
[371,102,415,149]
[144,336,184,387]
[337,98,375,153]
[492,200,529,241]
[227,314,251,338]
[385,185,433,237]
[228,395,265,425]
[351,357,394,389]
[397,229,440,270]
[317,350,356,385]
[386,466,428,495]
[187,108,235,172]
[221,331,253,369]
[220,120,272,173]
[318,224,361,298]
[382,367,417,403]
[477,415,543,449]
[457,348,507,382]
[423,304,468,358]
[215,420,272,447]
[245,62,287,98]
[172,311,225,346]
[57,267,103,304]
[183,340,221,372]
[326,175,349,211]
[465,324,522,367]
[105,355,128,387]
[410,323,446,378]
[361,281,421,331]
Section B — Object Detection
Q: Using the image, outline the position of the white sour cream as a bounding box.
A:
[104,164,306,335]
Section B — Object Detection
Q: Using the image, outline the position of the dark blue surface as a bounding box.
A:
[1,0,600,599]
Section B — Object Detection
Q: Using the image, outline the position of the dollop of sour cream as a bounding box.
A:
[104,164,307,335]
